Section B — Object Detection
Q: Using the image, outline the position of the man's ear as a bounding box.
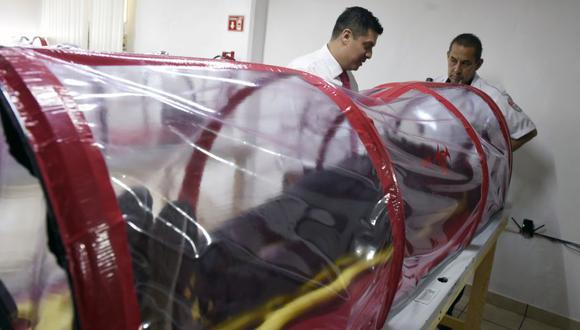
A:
[341,28,353,44]
[476,58,484,70]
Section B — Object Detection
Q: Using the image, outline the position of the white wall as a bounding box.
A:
[132,0,254,60]
[0,0,42,45]
[264,0,580,321]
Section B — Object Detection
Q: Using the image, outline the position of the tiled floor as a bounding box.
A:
[448,294,563,330]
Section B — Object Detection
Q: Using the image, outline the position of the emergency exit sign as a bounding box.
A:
[228,15,244,32]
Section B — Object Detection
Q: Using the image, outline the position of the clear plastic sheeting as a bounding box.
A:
[358,82,510,309]
[57,64,395,329]
[0,47,403,330]
[0,112,73,329]
[0,47,510,330]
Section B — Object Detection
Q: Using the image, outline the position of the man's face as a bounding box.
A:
[343,28,379,71]
[447,43,482,84]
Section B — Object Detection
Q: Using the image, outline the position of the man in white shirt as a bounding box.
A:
[434,33,537,151]
[287,6,383,92]
[435,33,538,325]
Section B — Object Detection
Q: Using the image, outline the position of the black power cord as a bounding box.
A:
[511,217,580,253]
[517,304,529,329]
[510,217,544,238]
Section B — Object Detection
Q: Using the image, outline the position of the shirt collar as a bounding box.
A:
[471,73,481,86]
[320,44,344,80]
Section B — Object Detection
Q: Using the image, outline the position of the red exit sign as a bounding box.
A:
[228,15,244,32]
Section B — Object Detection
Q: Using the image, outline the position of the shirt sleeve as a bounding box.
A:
[495,91,537,140]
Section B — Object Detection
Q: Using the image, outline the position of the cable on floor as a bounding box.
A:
[518,304,529,330]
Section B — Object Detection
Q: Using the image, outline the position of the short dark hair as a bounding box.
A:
[331,6,383,39]
[449,33,483,60]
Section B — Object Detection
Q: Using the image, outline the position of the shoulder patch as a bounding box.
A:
[507,95,523,112]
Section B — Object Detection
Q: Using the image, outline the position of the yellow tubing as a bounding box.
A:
[257,246,393,330]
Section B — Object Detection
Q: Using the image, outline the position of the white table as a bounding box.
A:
[384,215,508,330]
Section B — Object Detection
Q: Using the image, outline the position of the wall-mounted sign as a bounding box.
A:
[228,15,244,32]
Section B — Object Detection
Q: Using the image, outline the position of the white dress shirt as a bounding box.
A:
[288,45,359,91]
[435,74,536,139]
